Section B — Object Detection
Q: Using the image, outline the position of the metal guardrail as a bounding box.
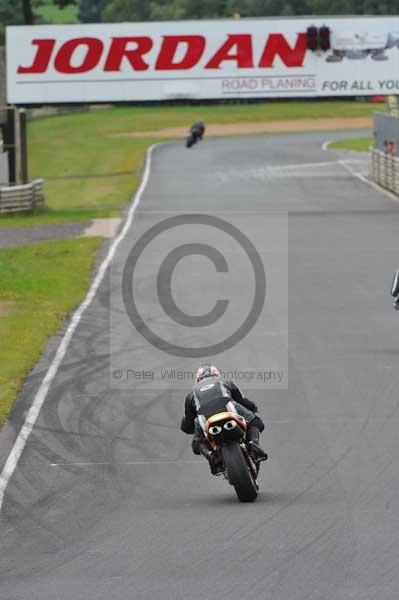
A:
[0,179,44,214]
[373,111,399,153]
[370,149,399,196]
[370,110,399,195]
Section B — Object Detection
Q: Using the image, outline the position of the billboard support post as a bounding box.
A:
[19,109,28,184]
[3,106,15,184]
[2,107,28,185]
[0,47,7,125]
[14,106,21,184]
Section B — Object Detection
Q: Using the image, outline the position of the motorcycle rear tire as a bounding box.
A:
[221,443,258,502]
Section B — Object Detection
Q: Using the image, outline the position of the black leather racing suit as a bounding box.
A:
[180,378,264,455]
[190,121,205,141]
[392,269,399,309]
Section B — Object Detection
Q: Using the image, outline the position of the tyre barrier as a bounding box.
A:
[0,179,44,214]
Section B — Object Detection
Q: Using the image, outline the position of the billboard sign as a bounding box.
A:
[7,17,399,104]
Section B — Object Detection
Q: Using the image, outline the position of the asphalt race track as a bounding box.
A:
[2,131,399,600]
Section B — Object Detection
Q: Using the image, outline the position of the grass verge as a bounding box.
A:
[0,237,102,425]
[329,137,373,152]
[0,101,378,229]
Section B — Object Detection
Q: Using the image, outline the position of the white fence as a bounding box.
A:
[0,179,44,214]
[370,149,399,196]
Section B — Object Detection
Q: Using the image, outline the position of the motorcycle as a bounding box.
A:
[198,404,261,502]
[391,269,399,310]
[186,131,197,148]
[185,124,204,148]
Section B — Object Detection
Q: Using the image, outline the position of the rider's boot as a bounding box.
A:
[247,426,268,462]
[200,443,224,475]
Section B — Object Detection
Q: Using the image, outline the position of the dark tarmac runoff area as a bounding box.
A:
[1,130,399,600]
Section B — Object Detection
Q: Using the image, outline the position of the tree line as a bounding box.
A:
[4,0,399,26]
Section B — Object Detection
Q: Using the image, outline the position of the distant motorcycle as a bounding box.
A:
[391,269,399,310]
[199,404,262,502]
[186,121,205,148]
[186,131,199,148]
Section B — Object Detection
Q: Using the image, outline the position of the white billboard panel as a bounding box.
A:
[6,17,399,104]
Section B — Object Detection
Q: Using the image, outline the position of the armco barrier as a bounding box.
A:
[373,112,399,153]
[370,149,399,196]
[370,149,399,195]
[0,179,44,214]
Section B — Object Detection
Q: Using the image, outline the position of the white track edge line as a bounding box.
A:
[322,140,332,151]
[272,160,338,169]
[0,143,157,511]
[339,159,399,203]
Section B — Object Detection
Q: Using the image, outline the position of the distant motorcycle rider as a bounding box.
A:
[180,364,267,474]
[392,269,399,310]
[190,120,205,141]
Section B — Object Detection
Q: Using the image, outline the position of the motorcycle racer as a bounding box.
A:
[190,120,205,141]
[180,364,267,474]
[391,269,399,310]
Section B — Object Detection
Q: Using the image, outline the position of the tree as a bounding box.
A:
[54,0,113,23]
[54,0,76,7]
[310,0,354,14]
[22,0,34,23]
[0,0,23,25]
[148,0,188,20]
[102,0,151,22]
[3,0,397,28]
[78,0,108,22]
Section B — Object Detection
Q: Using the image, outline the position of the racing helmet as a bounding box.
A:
[196,364,220,383]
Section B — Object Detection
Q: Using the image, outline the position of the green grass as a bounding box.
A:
[35,0,78,24]
[28,100,375,135]
[0,237,102,424]
[329,137,373,152]
[0,101,378,229]
[0,208,122,228]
